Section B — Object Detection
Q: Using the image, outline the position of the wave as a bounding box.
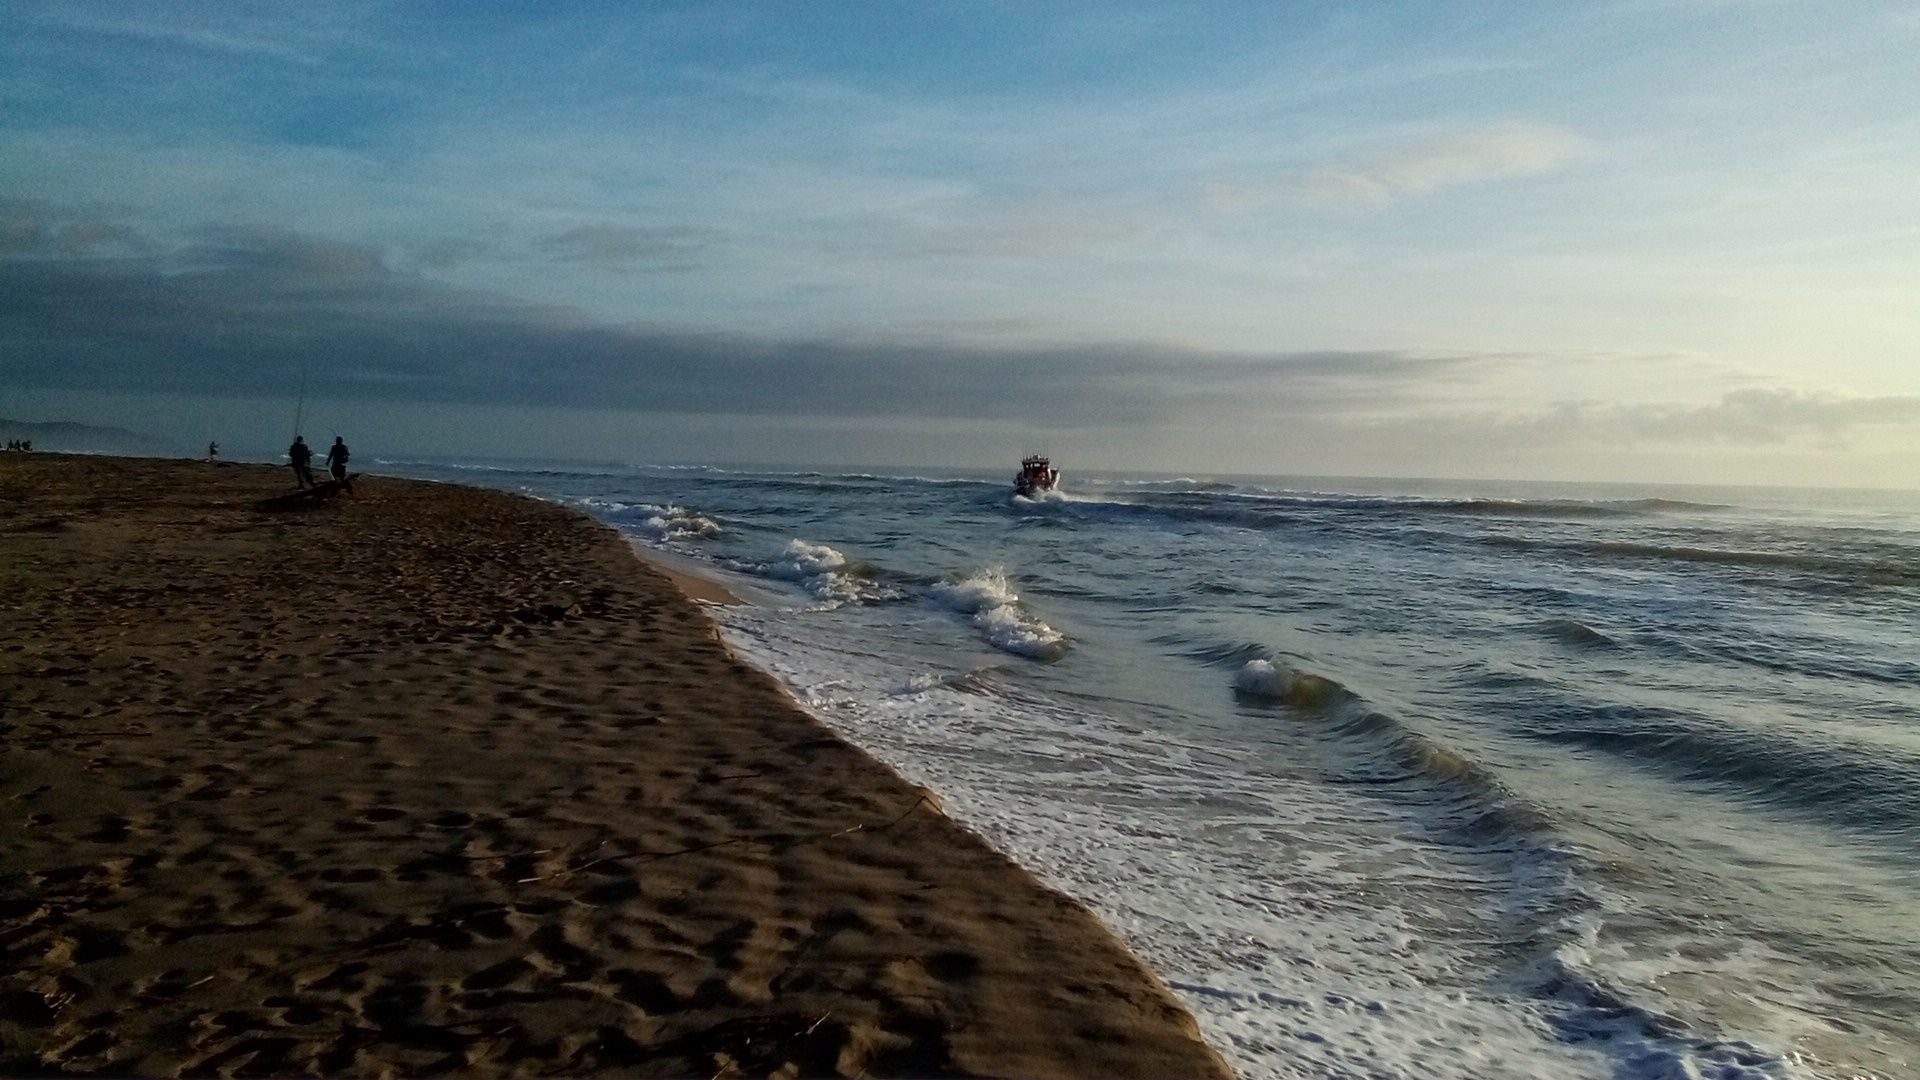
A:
[1233,658,1351,709]
[726,543,1068,660]
[1009,487,1071,506]
[931,568,1067,660]
[605,502,721,544]
[1527,706,1920,840]
[1003,488,1739,539]
[1524,943,1791,1080]
[1537,619,1621,650]
[763,539,903,607]
[1167,639,1272,669]
[1629,626,1920,687]
[1012,490,1298,532]
[1419,497,1729,519]
[1232,656,1556,842]
[1098,477,1241,493]
[1484,536,1919,585]
[375,457,634,479]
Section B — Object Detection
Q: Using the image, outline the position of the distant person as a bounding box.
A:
[207,440,219,462]
[325,436,350,483]
[288,435,316,488]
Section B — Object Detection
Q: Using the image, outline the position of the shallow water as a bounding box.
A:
[386,459,1920,1079]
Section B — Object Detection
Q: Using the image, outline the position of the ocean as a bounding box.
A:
[385,459,1919,1080]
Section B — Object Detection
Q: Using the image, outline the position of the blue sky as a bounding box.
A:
[3,1,1917,485]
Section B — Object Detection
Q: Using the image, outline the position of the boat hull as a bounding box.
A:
[1014,456,1060,497]
[1014,473,1060,497]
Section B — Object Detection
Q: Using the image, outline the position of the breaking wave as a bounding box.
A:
[767,539,902,607]
[616,503,720,543]
[932,567,1067,660]
[1233,656,1555,842]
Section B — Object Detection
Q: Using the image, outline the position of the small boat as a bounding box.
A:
[1014,455,1060,497]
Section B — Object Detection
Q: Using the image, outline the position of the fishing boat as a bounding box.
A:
[1014,455,1060,497]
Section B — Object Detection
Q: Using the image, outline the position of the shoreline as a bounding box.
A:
[621,539,747,607]
[0,454,1231,1078]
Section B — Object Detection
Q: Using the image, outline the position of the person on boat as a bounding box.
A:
[325,436,350,483]
[288,435,316,488]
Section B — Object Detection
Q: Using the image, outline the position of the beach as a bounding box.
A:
[0,454,1231,1079]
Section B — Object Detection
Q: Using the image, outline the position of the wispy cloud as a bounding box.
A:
[1610,388,1920,445]
[33,4,367,66]
[1207,122,1593,213]
[879,197,1156,259]
[0,198,149,257]
[1382,389,1920,454]
[537,224,718,269]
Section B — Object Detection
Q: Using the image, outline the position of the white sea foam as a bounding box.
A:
[1234,657,1295,697]
[711,602,1792,1080]
[771,538,901,607]
[629,503,720,543]
[932,568,1066,659]
[782,538,846,577]
[1010,486,1069,504]
[930,566,1019,612]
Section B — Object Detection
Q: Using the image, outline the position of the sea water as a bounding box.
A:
[384,459,1920,1080]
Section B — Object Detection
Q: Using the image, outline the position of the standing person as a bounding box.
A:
[207,440,219,462]
[288,435,316,488]
[325,436,350,483]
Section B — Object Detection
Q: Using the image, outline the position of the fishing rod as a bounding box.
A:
[292,363,310,441]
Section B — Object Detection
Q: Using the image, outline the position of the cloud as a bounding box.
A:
[874,197,1157,259]
[1614,388,1920,445]
[193,224,386,278]
[413,237,496,270]
[1371,389,1920,456]
[1207,122,1592,213]
[0,198,150,258]
[13,220,1905,463]
[31,4,368,66]
[1,223,1502,428]
[537,224,718,269]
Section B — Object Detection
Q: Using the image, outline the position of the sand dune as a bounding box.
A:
[0,454,1230,1078]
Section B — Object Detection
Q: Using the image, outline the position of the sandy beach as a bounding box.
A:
[0,454,1230,1079]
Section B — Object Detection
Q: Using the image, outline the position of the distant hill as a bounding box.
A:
[0,418,179,457]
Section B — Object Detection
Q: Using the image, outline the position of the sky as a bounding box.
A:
[2,1,1917,487]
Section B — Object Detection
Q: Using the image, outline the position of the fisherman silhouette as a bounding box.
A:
[325,436,350,483]
[288,435,316,488]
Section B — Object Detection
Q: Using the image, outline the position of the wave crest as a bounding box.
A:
[933,568,1066,660]
[627,503,720,542]
[1234,658,1351,708]
[774,539,902,607]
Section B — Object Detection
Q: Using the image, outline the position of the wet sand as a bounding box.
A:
[0,454,1231,1078]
